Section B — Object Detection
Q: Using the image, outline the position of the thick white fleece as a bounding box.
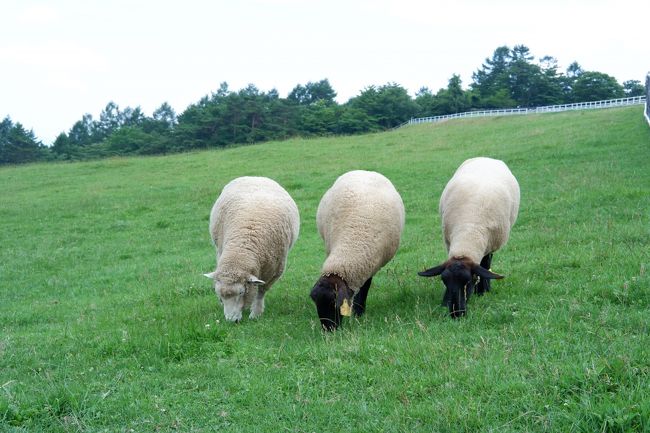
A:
[317,170,405,291]
[209,176,300,287]
[440,157,520,264]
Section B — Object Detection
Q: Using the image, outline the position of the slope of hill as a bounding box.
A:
[1,106,649,432]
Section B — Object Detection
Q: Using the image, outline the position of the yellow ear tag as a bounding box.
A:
[340,299,352,317]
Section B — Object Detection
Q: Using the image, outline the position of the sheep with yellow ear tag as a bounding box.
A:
[310,170,405,331]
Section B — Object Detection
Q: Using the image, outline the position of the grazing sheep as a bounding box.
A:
[310,170,405,331]
[204,176,300,322]
[418,157,520,318]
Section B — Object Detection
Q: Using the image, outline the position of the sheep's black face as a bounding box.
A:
[310,281,338,331]
[310,275,352,331]
[418,258,504,319]
[440,263,474,318]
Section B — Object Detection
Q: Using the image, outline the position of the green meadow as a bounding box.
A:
[1,106,649,432]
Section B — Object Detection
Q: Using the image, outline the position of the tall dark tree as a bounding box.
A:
[288,79,337,105]
[566,61,584,78]
[175,82,299,149]
[237,84,270,142]
[508,47,540,106]
[434,74,470,114]
[534,56,564,105]
[622,80,645,97]
[560,61,585,102]
[472,45,565,107]
[336,106,377,134]
[0,117,49,165]
[67,114,96,147]
[108,102,179,154]
[511,54,564,106]
[152,102,177,128]
[0,117,14,163]
[572,71,625,102]
[471,45,512,106]
[0,117,12,140]
[263,89,299,139]
[349,83,418,128]
[510,44,533,62]
[105,126,152,155]
[297,100,341,135]
[96,102,122,140]
[120,106,145,127]
[414,87,437,117]
[174,83,236,149]
[51,132,74,159]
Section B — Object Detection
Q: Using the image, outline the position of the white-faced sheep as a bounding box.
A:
[310,170,405,331]
[418,157,520,318]
[204,176,300,322]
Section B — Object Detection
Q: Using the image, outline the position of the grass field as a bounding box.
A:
[1,106,649,432]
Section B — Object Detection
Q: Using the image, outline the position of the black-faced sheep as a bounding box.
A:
[418,157,520,318]
[204,176,300,322]
[310,170,405,331]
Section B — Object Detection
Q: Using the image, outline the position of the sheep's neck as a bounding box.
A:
[216,244,260,277]
[447,224,488,264]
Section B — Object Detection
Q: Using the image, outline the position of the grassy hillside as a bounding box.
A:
[1,107,649,432]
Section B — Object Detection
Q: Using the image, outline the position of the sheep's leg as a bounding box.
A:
[249,288,266,319]
[476,253,493,295]
[353,277,372,316]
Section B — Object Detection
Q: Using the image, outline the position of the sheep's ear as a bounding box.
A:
[248,276,266,285]
[203,272,217,279]
[472,265,504,280]
[418,264,446,277]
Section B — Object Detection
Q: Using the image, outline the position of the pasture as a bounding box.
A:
[1,106,649,432]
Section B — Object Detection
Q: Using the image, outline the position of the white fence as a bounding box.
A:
[401,96,647,128]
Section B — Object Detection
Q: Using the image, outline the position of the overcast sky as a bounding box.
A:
[1,0,648,144]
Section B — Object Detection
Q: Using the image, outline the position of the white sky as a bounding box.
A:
[1,0,648,144]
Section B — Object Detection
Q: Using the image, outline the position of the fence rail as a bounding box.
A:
[400,96,647,128]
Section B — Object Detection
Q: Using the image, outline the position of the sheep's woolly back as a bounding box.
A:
[317,170,405,291]
[209,176,300,286]
[440,157,520,264]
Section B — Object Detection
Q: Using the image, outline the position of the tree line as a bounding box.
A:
[1,44,645,165]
